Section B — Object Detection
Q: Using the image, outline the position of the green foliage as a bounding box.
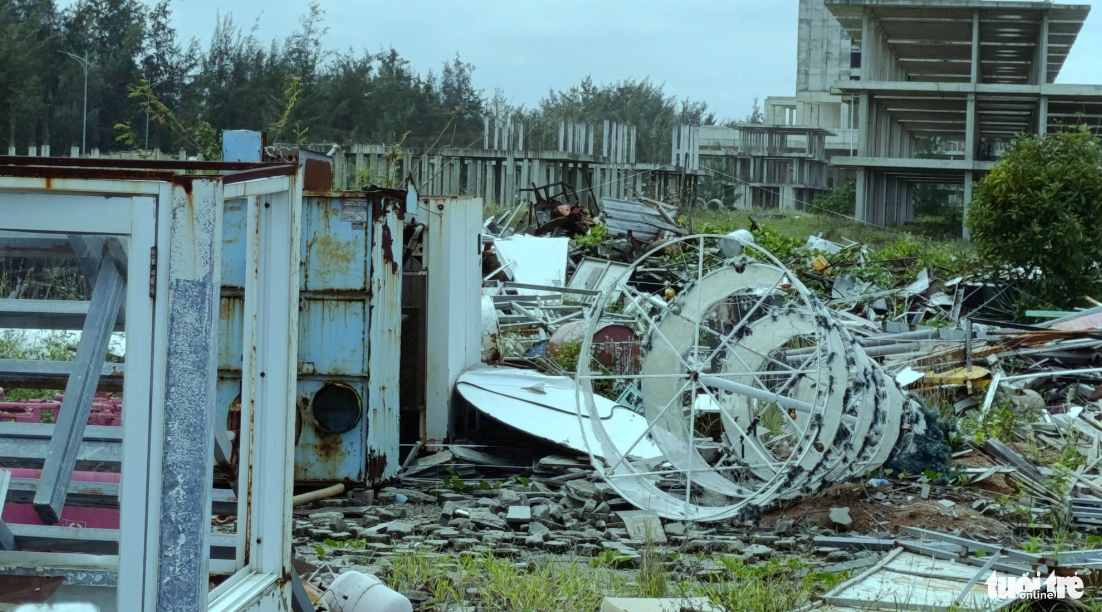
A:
[0,330,74,402]
[442,467,467,492]
[959,400,1037,444]
[119,76,221,159]
[967,126,1102,308]
[1020,535,1042,553]
[810,181,856,216]
[572,222,610,249]
[698,557,818,612]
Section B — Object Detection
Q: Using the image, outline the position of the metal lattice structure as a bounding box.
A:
[576,234,926,521]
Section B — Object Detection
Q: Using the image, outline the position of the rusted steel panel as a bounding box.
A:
[366,200,403,482]
[293,380,365,482]
[301,197,367,291]
[297,299,366,377]
[220,191,397,484]
[217,297,244,372]
[220,197,248,289]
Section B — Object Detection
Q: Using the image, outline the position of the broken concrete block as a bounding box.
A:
[664,522,686,537]
[773,519,794,535]
[507,506,532,525]
[524,533,547,547]
[774,537,798,551]
[582,499,598,514]
[531,504,551,522]
[937,499,955,508]
[548,502,564,520]
[469,509,506,531]
[349,488,375,505]
[565,479,600,501]
[617,510,667,545]
[328,516,349,533]
[453,538,481,552]
[308,510,345,526]
[498,488,522,506]
[829,507,852,528]
[544,540,569,553]
[388,521,415,538]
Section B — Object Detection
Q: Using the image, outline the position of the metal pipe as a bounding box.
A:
[1002,367,1102,383]
[292,483,346,507]
[699,374,816,413]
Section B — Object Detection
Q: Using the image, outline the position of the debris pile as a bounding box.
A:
[302,196,1102,610]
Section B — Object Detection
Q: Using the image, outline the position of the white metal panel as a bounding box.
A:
[367,201,403,478]
[424,196,483,445]
[223,176,291,200]
[0,192,132,234]
[115,196,158,612]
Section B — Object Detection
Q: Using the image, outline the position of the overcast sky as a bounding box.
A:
[61,0,1102,121]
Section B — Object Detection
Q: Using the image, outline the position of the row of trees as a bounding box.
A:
[0,0,723,160]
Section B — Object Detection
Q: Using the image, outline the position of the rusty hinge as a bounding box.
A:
[149,246,157,298]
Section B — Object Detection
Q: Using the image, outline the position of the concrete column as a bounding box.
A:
[856,168,868,221]
[965,94,977,161]
[963,171,974,242]
[862,10,874,81]
[858,94,870,156]
[1038,96,1049,135]
[971,10,981,84]
[1038,12,1050,85]
[910,182,917,222]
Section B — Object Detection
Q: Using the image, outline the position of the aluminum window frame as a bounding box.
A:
[206,172,301,612]
[0,176,162,611]
[0,167,301,612]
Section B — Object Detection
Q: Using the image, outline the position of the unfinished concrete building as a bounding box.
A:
[823,0,1093,231]
[766,0,862,188]
[689,123,834,209]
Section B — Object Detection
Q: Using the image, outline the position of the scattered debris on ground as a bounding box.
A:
[288,198,1102,610]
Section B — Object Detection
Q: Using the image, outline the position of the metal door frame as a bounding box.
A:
[0,177,158,611]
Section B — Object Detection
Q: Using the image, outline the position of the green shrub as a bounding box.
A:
[967,126,1102,307]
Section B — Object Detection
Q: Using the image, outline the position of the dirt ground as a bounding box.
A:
[760,479,1017,543]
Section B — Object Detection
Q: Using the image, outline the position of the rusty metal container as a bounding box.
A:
[218,149,402,485]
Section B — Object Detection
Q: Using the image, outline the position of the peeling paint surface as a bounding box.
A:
[366,200,403,482]
[158,179,222,612]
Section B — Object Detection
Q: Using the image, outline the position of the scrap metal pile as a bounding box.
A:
[472,193,1102,529]
[572,234,930,521]
[475,195,942,521]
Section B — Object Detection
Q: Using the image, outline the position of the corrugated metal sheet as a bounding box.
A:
[602,197,684,242]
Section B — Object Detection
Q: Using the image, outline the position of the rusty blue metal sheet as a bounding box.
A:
[301,197,366,291]
[365,200,403,482]
[294,380,365,481]
[217,297,244,372]
[220,197,247,289]
[218,190,402,484]
[297,299,366,377]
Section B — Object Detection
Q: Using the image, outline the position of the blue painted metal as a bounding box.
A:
[221,130,263,163]
[218,194,373,483]
[216,138,399,485]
